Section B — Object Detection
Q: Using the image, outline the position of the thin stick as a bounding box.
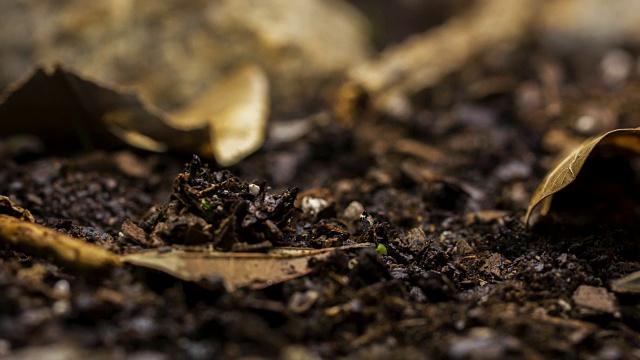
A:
[347,0,538,116]
[0,214,121,273]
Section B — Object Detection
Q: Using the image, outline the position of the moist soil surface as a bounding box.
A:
[3,44,640,359]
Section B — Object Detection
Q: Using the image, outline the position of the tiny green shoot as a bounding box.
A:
[201,199,212,210]
[376,244,387,256]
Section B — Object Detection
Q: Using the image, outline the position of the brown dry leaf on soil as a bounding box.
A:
[123,245,372,292]
[0,65,268,165]
[525,127,640,226]
[0,203,369,291]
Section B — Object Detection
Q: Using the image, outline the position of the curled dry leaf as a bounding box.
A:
[0,65,269,165]
[122,244,372,292]
[168,65,269,166]
[525,127,640,226]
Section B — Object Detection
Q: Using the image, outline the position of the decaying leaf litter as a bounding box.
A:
[4,0,640,359]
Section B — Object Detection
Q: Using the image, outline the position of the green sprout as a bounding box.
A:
[201,199,212,210]
[376,243,387,256]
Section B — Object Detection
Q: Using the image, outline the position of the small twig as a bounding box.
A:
[346,0,538,117]
[0,214,121,273]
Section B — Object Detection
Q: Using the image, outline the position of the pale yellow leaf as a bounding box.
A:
[169,65,269,166]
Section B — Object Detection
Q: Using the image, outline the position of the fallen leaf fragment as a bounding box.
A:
[525,127,640,227]
[464,210,509,226]
[122,244,372,292]
[0,66,201,153]
[0,65,269,165]
[0,214,121,273]
[168,65,269,166]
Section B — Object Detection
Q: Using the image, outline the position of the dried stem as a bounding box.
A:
[0,214,121,273]
[347,0,538,117]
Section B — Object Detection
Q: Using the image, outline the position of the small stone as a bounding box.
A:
[494,161,531,182]
[52,300,70,315]
[288,290,319,314]
[0,339,10,356]
[406,228,429,252]
[575,115,596,134]
[448,327,521,360]
[557,298,572,312]
[248,183,261,196]
[572,285,619,315]
[300,196,329,216]
[601,48,633,85]
[341,201,365,222]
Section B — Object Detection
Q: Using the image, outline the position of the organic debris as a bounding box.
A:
[0,213,121,273]
[345,0,537,118]
[4,1,640,359]
[167,65,269,166]
[525,127,640,226]
[0,194,373,292]
[0,65,268,165]
[0,195,34,222]
[123,245,373,292]
[0,0,371,114]
[141,155,298,250]
[572,285,619,316]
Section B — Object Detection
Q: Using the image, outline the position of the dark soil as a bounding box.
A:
[3,35,640,360]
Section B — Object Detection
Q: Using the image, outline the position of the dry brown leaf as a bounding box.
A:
[525,127,640,226]
[168,65,269,166]
[0,65,268,165]
[122,244,372,292]
[0,66,202,153]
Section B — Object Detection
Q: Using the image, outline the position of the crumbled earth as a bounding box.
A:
[3,37,640,360]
